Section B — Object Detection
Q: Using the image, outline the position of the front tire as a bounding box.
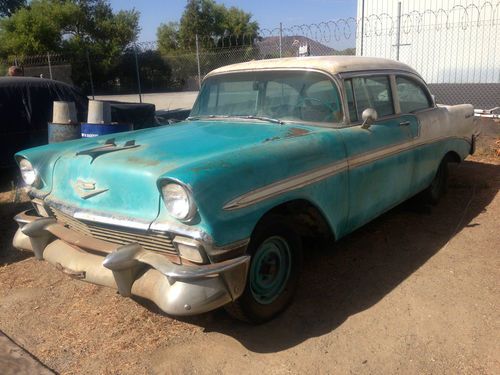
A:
[225,216,302,323]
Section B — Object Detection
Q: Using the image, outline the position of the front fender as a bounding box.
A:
[153,128,349,246]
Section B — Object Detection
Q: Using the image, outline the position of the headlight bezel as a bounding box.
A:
[18,158,39,186]
[160,180,198,221]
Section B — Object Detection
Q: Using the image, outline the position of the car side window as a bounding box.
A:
[396,76,432,113]
[351,76,394,119]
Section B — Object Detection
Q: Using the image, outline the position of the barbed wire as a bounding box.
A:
[2,3,497,63]
[151,2,499,50]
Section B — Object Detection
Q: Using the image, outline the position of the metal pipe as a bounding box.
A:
[133,43,143,103]
[195,34,202,89]
[279,22,283,58]
[47,52,53,80]
[85,49,95,100]
[360,0,365,56]
[396,1,402,61]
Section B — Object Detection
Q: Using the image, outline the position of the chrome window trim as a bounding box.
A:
[390,74,402,114]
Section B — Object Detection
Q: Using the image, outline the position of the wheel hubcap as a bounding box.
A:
[250,236,291,304]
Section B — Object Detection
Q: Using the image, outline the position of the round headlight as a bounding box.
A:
[162,183,196,220]
[19,159,38,186]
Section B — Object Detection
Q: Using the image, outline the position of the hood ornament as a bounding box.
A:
[73,179,108,199]
[76,138,139,163]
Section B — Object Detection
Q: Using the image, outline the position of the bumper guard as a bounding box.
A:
[13,210,250,316]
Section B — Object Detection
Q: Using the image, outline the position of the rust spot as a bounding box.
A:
[263,128,310,143]
[263,136,282,143]
[191,160,231,172]
[126,157,160,167]
[286,127,310,138]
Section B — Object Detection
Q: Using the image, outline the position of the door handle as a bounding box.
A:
[399,121,411,126]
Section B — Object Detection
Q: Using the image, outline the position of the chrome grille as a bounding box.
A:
[49,207,178,255]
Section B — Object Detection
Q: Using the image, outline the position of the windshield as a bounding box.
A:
[190,70,343,124]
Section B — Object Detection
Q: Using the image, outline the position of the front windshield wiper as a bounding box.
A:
[186,115,216,121]
[234,115,283,124]
[187,114,283,124]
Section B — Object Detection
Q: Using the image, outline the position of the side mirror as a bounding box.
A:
[361,108,378,129]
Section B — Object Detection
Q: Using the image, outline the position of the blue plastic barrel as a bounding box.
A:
[81,123,132,138]
[48,123,81,143]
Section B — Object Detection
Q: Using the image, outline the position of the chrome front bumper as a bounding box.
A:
[13,210,250,316]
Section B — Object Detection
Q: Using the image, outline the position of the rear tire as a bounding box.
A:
[224,216,302,323]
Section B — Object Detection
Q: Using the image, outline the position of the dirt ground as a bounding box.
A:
[0,121,498,374]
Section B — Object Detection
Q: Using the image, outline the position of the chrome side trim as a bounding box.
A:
[223,160,348,210]
[223,135,470,211]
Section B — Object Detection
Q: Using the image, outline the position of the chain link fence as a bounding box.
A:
[1,2,498,110]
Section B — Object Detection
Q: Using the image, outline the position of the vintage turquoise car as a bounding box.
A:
[13,56,476,322]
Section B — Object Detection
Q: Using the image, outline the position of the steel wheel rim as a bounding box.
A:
[249,236,292,305]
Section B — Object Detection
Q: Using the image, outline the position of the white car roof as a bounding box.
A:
[207,55,420,78]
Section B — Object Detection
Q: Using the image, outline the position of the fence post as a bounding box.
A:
[133,43,143,103]
[195,34,201,90]
[360,0,365,56]
[279,23,283,58]
[47,52,53,80]
[395,1,402,61]
[85,49,95,100]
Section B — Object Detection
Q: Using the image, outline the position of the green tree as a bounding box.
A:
[157,22,181,55]
[0,0,140,92]
[156,0,259,89]
[0,0,78,55]
[158,0,259,52]
[0,0,26,18]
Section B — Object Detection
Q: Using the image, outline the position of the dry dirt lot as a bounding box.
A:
[0,125,498,374]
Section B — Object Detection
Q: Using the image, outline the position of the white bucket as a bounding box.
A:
[87,100,112,124]
[52,101,77,124]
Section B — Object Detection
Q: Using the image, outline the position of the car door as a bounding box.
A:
[395,75,439,195]
[339,74,416,233]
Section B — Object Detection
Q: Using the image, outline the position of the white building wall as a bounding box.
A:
[356,0,499,83]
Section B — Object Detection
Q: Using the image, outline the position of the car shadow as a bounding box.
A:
[172,159,498,352]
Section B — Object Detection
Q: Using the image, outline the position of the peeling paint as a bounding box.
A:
[286,128,310,138]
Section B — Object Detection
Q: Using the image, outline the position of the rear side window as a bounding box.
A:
[396,76,432,113]
[347,76,395,120]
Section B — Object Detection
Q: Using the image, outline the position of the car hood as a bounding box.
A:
[35,120,320,223]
